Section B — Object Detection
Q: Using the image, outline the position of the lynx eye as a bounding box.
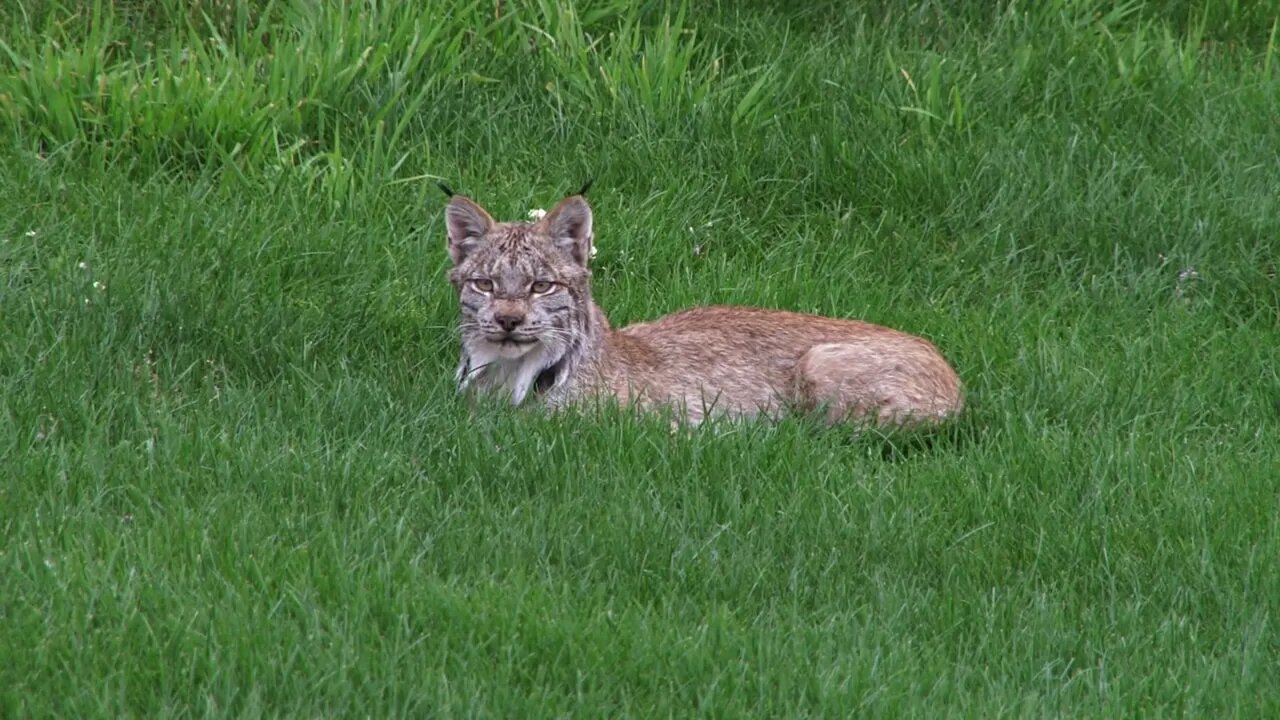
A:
[469,278,494,293]
[530,281,555,294]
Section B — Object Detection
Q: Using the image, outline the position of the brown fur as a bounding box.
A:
[445,192,963,427]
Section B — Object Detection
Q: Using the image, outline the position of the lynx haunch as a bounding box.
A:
[446,190,963,426]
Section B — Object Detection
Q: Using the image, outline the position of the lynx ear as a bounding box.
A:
[445,195,494,264]
[539,195,593,266]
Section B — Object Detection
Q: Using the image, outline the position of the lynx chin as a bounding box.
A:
[446,190,963,427]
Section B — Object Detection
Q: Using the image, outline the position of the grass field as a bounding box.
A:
[3,0,1279,715]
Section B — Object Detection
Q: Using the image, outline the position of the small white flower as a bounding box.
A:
[93,281,106,291]
[527,208,547,220]
[78,261,89,270]
[25,229,37,237]
[1175,266,1199,299]
[590,244,598,258]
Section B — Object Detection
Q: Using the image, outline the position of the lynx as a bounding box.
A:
[445,189,963,426]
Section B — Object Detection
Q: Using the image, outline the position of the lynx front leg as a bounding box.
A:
[796,340,963,426]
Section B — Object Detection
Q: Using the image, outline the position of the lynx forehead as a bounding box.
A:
[448,222,589,294]
[444,188,963,427]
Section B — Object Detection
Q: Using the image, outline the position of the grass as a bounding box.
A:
[2,0,1279,716]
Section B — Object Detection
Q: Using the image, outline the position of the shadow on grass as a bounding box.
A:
[456,388,982,467]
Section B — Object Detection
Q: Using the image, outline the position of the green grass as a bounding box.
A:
[3,0,1279,716]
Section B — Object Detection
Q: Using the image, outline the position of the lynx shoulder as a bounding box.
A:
[445,190,962,426]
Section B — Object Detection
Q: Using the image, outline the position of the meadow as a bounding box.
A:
[2,0,1279,715]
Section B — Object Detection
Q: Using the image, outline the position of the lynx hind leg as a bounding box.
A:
[796,340,963,427]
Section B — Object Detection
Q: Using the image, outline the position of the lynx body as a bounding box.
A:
[446,192,962,426]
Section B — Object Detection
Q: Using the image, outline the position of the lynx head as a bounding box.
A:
[445,192,596,392]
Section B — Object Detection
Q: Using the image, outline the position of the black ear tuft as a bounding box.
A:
[437,181,456,198]
[575,178,594,197]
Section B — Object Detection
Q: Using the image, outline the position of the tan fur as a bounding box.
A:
[445,192,963,427]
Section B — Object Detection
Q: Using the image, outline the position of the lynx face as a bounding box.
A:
[451,224,589,359]
[446,194,595,400]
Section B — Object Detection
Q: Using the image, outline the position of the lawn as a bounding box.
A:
[2,0,1278,716]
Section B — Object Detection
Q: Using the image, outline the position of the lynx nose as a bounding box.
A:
[494,312,525,332]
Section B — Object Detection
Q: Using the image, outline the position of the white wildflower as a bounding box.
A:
[25,229,37,237]
[93,281,106,291]
[78,261,89,270]
[1175,266,1199,300]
